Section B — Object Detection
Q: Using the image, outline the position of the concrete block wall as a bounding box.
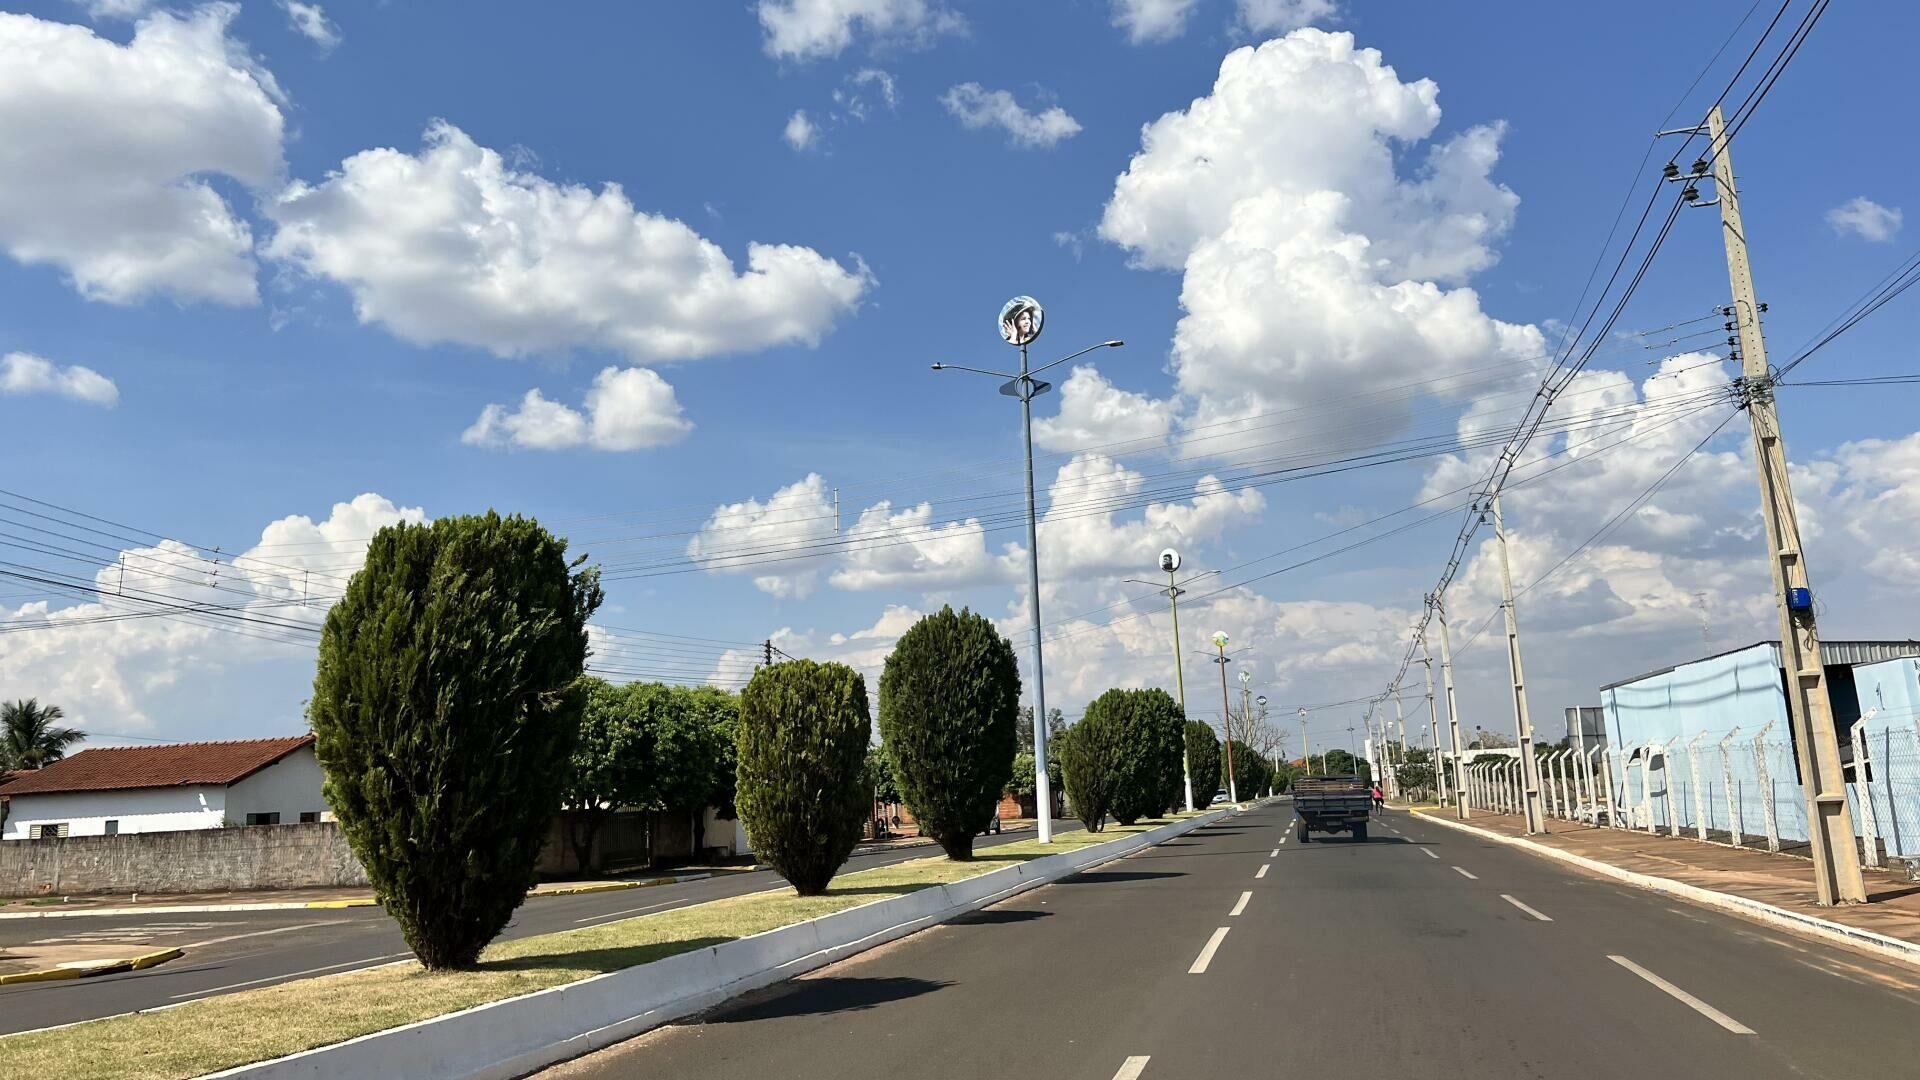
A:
[0,821,369,896]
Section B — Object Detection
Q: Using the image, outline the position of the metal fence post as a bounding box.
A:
[1687,732,1710,841]
[1719,727,1743,848]
[1662,740,1682,839]
[1753,721,1781,853]
[1606,748,1626,829]
[1849,716,1882,869]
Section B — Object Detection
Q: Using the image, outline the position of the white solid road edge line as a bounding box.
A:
[1255,864,1270,879]
[1113,1056,1152,1080]
[1229,891,1252,917]
[1452,866,1478,880]
[1500,894,1553,922]
[1405,808,1920,971]
[1608,955,1755,1034]
[170,953,414,1000]
[1189,927,1231,974]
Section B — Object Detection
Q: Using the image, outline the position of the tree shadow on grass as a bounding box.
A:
[714,976,949,1022]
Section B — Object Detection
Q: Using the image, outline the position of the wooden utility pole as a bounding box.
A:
[1702,102,1864,904]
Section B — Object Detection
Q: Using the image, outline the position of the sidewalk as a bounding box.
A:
[1411,807,1920,961]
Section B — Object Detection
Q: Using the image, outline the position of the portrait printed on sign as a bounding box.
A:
[998,296,1044,347]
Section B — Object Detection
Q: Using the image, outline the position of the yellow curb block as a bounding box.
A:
[302,899,381,910]
[0,946,183,986]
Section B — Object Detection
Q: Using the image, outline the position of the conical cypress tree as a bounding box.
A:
[1185,721,1222,809]
[736,660,871,895]
[308,512,601,970]
[877,606,1021,860]
[1107,688,1183,826]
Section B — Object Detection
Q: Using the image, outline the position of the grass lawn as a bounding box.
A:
[0,812,1207,1080]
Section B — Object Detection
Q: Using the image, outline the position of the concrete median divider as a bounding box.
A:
[201,806,1244,1080]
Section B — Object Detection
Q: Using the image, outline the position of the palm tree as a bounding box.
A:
[1,699,86,770]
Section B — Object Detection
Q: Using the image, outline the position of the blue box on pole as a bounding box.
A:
[1787,587,1812,612]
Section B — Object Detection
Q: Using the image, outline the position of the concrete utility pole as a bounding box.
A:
[1213,632,1238,804]
[1700,103,1865,904]
[1298,708,1310,778]
[1392,689,1408,800]
[1422,651,1445,805]
[1488,492,1548,833]
[1428,593,1469,820]
[1136,554,1201,813]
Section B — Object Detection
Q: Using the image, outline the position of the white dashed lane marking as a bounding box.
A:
[1255,864,1270,879]
[1452,866,1478,879]
[1500,894,1553,921]
[1188,928,1231,974]
[1609,955,1755,1034]
[1229,891,1251,917]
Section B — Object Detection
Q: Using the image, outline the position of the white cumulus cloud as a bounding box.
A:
[263,122,871,363]
[1113,0,1201,43]
[784,108,819,150]
[1099,29,1539,455]
[687,474,840,599]
[1237,0,1338,34]
[1033,365,1174,453]
[0,5,284,306]
[279,0,340,51]
[941,83,1082,149]
[757,0,964,60]
[1,351,118,407]
[463,367,693,452]
[0,493,424,734]
[1826,196,1902,243]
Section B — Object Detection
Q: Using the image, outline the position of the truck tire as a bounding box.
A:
[1352,823,1368,843]
[1297,820,1311,843]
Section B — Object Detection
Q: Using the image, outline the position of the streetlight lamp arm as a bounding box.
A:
[1024,340,1125,379]
[930,362,1020,379]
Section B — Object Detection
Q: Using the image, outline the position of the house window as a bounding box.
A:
[299,811,320,824]
[29,823,68,840]
[105,820,119,836]
[245,812,280,826]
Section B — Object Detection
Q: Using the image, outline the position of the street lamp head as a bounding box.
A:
[1211,631,1229,649]
[929,363,945,370]
[1104,340,1124,348]
[1257,695,1268,707]
[1238,669,1250,685]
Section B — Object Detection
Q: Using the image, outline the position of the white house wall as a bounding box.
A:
[224,748,329,825]
[2,785,225,840]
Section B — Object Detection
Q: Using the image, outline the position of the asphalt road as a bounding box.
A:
[539,804,1920,1080]
[0,820,1079,1035]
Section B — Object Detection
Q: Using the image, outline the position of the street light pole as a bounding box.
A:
[1298,708,1309,778]
[1132,559,1213,815]
[932,320,1124,845]
[1213,632,1238,804]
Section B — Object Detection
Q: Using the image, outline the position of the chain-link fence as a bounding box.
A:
[1459,727,1920,862]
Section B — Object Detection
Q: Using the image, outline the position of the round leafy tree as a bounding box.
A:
[1107,688,1183,826]
[877,606,1021,860]
[1185,720,1222,809]
[736,659,872,895]
[309,512,601,970]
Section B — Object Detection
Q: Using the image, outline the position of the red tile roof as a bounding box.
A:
[0,735,316,796]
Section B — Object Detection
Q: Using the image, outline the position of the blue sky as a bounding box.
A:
[2,0,1916,758]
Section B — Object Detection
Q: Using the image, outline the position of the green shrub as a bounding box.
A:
[309,512,601,970]
[1106,688,1183,826]
[1228,739,1272,799]
[877,606,1021,860]
[1185,720,1222,809]
[1057,716,1118,832]
[736,660,872,895]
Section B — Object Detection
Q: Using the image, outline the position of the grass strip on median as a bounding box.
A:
[0,813,1206,1080]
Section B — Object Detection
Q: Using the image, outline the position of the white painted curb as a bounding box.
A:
[0,875,712,921]
[201,806,1246,1080]
[1409,808,1920,971]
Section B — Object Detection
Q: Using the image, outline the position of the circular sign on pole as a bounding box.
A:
[1160,548,1181,573]
[1211,631,1229,649]
[998,296,1044,347]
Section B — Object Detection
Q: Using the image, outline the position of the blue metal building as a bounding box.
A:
[1599,641,1920,859]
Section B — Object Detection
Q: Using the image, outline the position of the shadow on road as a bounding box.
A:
[947,908,1052,926]
[716,976,949,1022]
[1056,870,1184,884]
